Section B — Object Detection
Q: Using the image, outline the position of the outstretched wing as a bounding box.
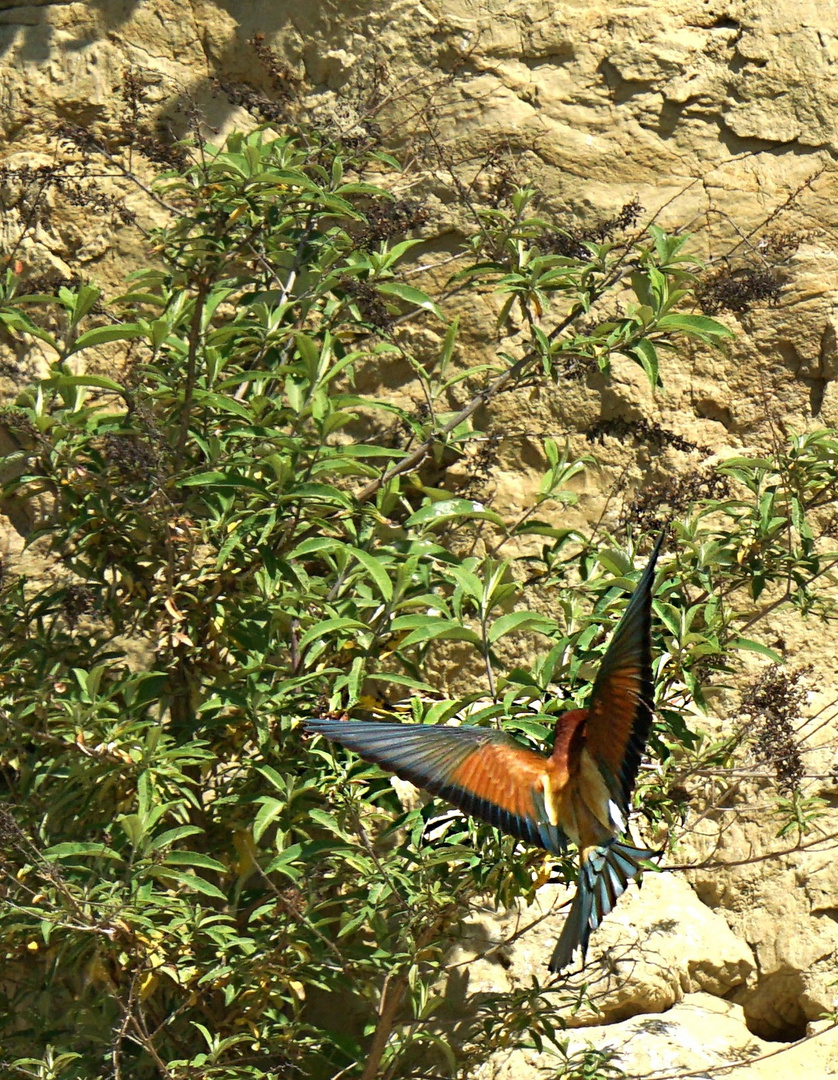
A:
[305,718,567,854]
[584,532,664,811]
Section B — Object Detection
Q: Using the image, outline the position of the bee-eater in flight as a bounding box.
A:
[306,533,664,972]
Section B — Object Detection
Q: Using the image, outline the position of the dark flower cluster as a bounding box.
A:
[696,266,782,315]
[120,68,150,126]
[457,434,501,498]
[543,198,643,259]
[62,584,95,629]
[586,418,709,454]
[132,131,189,170]
[742,664,810,794]
[102,432,163,480]
[20,269,83,296]
[3,150,136,226]
[355,198,429,249]
[212,79,289,125]
[819,508,838,540]
[550,350,598,382]
[338,118,384,153]
[118,71,190,168]
[339,277,393,331]
[0,407,39,444]
[758,229,809,263]
[248,34,302,100]
[0,805,24,850]
[51,122,107,157]
[621,467,731,532]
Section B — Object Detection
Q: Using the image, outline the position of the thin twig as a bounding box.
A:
[173,281,208,469]
[664,827,838,871]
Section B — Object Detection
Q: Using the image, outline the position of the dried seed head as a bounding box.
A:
[696,266,782,315]
[742,665,810,794]
[621,467,730,532]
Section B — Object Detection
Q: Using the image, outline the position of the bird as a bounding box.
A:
[305,533,664,973]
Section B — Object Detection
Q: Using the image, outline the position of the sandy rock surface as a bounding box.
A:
[478,994,838,1079]
[2,1,838,1075]
[446,872,756,1022]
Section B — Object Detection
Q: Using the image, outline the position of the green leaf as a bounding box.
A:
[717,457,776,471]
[291,330,320,374]
[41,373,127,395]
[307,807,351,838]
[628,337,660,390]
[512,521,576,540]
[379,238,424,263]
[162,851,227,873]
[656,313,734,342]
[502,716,552,742]
[334,445,404,458]
[297,617,370,651]
[69,284,102,325]
[255,765,287,792]
[177,471,271,494]
[375,281,443,318]
[147,826,205,852]
[393,617,481,650]
[730,637,783,662]
[42,842,123,861]
[192,390,253,419]
[438,316,459,375]
[488,611,556,644]
[630,270,655,309]
[283,483,355,508]
[653,600,683,638]
[150,868,228,901]
[446,564,485,604]
[253,798,285,843]
[66,323,143,355]
[347,546,394,602]
[264,843,304,880]
[0,309,59,349]
[287,536,340,560]
[405,498,506,530]
[111,290,166,308]
[596,549,633,576]
[345,655,366,704]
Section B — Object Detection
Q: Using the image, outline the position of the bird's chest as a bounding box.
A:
[558,748,622,846]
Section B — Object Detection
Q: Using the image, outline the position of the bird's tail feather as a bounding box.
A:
[548,839,657,974]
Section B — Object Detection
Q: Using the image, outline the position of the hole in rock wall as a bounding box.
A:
[743,1009,808,1043]
[808,376,827,416]
[693,399,734,430]
[737,970,809,1043]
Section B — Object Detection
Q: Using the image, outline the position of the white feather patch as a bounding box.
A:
[608,799,626,833]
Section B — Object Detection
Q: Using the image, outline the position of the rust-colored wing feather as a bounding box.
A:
[583,532,664,811]
[305,718,567,854]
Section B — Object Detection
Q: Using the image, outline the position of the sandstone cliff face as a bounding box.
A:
[2,1,838,1075]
